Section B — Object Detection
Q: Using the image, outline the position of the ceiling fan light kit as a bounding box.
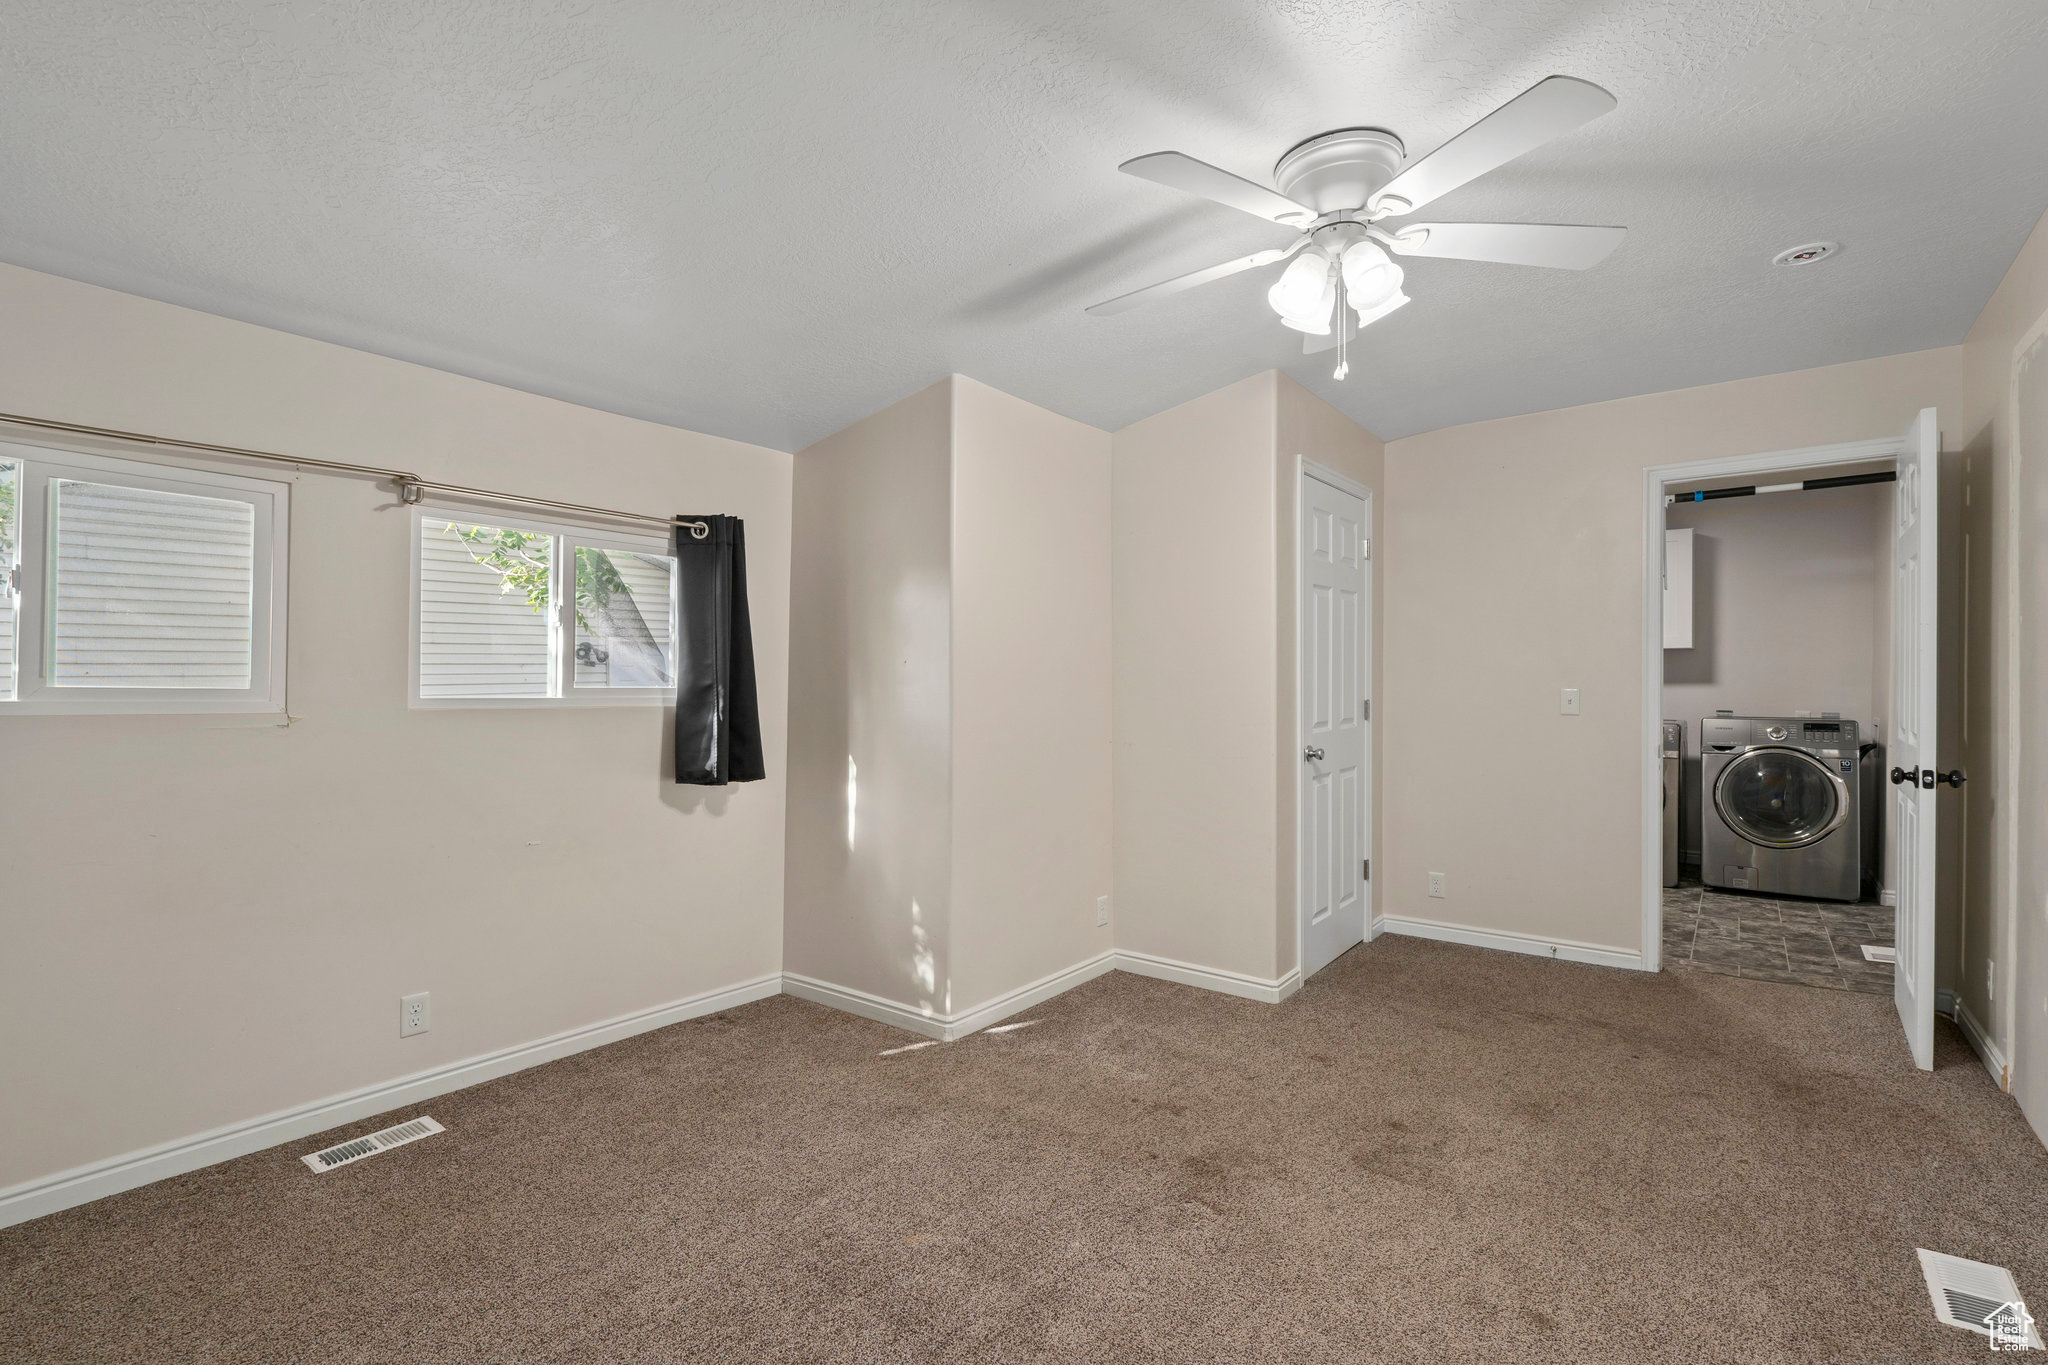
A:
[1339,239,1403,310]
[1089,75,1629,380]
[1351,285,1411,329]
[1269,252,1338,333]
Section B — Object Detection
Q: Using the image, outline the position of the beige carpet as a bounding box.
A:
[4,935,2044,1363]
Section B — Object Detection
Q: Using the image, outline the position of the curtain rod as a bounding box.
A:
[1664,469,1896,506]
[0,409,711,539]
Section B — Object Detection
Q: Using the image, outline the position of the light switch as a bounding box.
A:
[1561,688,1581,716]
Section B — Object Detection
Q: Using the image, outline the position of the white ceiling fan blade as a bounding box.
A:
[1383,222,1625,269]
[1372,76,1616,215]
[1119,151,1318,226]
[1085,240,1305,315]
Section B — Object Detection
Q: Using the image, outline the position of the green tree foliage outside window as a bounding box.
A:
[437,521,629,631]
[0,464,16,566]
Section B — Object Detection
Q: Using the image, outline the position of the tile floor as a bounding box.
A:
[1661,876,1895,994]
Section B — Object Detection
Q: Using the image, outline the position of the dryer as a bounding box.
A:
[1661,720,1682,888]
[1700,715,1860,902]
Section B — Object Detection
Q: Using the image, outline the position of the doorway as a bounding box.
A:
[1640,411,1942,1069]
[1298,461,1372,980]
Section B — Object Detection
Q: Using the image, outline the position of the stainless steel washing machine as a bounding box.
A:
[1700,715,1860,901]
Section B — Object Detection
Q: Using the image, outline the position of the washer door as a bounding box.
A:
[1712,747,1850,850]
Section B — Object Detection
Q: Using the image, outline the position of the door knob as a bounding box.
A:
[1889,766,1914,786]
[1303,746,1325,762]
[1937,769,1967,788]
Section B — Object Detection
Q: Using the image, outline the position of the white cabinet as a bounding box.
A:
[1663,526,1694,649]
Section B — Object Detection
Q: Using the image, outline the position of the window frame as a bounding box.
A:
[0,439,290,717]
[408,505,679,710]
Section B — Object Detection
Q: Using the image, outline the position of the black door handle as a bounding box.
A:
[1889,766,1914,786]
[1937,769,1967,788]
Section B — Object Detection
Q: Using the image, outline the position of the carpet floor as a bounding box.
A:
[4,935,2044,1363]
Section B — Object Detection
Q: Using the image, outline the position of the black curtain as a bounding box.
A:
[672,515,765,785]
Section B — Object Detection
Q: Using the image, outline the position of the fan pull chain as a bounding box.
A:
[1334,275,1351,381]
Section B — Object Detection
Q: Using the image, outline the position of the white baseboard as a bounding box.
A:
[945,952,1118,1037]
[0,973,783,1232]
[1880,889,1898,907]
[1952,996,2012,1092]
[780,972,951,1040]
[1110,949,1302,1003]
[783,952,1119,1043]
[790,950,1307,1033]
[1378,914,1645,972]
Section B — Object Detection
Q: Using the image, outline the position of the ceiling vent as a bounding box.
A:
[1917,1248,2041,1347]
[300,1116,444,1173]
[1772,241,1839,266]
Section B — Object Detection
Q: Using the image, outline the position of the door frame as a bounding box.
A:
[1993,305,2048,1092]
[1295,457,1375,976]
[1638,434,1905,970]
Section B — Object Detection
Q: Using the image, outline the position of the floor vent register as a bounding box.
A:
[301,1116,445,1173]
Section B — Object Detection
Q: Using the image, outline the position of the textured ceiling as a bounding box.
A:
[5,1,2048,450]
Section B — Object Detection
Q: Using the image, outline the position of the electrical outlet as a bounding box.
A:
[1096,895,1110,927]
[1560,688,1581,716]
[1427,872,1446,899]
[401,992,430,1037]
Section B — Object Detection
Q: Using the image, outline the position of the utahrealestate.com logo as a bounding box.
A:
[1983,1299,2036,1352]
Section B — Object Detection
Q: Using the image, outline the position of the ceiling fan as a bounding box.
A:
[1086,76,1626,378]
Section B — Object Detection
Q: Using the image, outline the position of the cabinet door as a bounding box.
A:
[1663,526,1694,649]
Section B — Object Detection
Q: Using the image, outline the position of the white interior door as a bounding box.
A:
[1300,470,1369,978]
[1891,408,1940,1071]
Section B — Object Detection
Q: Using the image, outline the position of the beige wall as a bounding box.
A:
[948,377,1114,1008]
[1110,372,1384,983]
[1959,205,2048,1130]
[1663,484,1891,871]
[0,264,793,1194]
[1112,375,1283,980]
[783,375,1114,1020]
[1382,347,1969,956]
[782,381,954,1014]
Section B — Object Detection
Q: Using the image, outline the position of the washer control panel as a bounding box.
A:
[1797,719,1857,751]
[1701,716,1859,752]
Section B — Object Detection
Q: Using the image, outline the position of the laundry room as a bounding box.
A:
[1659,459,1898,992]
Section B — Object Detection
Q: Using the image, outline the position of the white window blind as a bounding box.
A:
[417,520,555,698]
[50,479,256,688]
[0,440,286,715]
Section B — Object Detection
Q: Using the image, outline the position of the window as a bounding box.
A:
[412,509,676,706]
[0,441,288,715]
[0,458,16,700]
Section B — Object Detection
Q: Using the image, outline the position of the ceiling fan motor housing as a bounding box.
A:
[1273,129,1406,214]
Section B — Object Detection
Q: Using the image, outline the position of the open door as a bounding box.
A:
[1890,408,1939,1070]
[1299,468,1369,979]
